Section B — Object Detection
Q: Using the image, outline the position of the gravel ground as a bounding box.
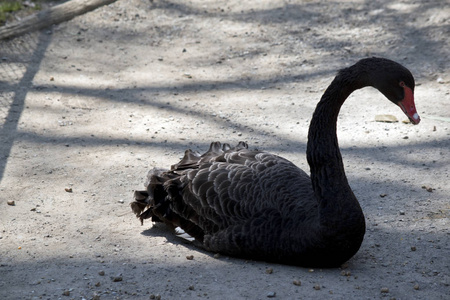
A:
[1,0,449,299]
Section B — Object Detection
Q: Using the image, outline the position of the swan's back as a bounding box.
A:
[131,142,318,262]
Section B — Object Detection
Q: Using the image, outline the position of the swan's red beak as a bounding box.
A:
[398,85,420,124]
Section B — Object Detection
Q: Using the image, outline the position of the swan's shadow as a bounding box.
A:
[140,223,214,257]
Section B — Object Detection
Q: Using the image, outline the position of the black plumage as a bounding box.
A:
[131,57,419,267]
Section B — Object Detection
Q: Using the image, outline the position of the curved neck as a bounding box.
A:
[306,65,369,226]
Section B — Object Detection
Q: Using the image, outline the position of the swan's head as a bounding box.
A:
[365,58,420,125]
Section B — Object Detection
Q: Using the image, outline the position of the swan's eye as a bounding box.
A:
[399,81,405,87]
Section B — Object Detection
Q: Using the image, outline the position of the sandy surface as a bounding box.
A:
[1,0,449,299]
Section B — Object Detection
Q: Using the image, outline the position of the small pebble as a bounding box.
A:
[266,291,276,298]
[62,290,70,296]
[112,276,123,282]
[399,210,405,215]
[380,287,389,293]
[98,270,105,276]
[188,285,195,290]
[293,279,301,286]
[340,270,351,276]
[213,253,221,259]
[118,199,124,204]
[186,255,194,260]
[266,267,273,274]
[7,200,15,206]
[413,284,420,290]
[65,187,73,193]
[422,185,433,192]
[411,246,416,251]
[313,285,321,290]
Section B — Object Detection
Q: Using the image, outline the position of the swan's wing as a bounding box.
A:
[131,142,314,246]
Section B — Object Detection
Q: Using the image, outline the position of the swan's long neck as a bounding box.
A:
[307,65,368,231]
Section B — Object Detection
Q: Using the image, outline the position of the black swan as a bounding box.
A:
[131,57,420,267]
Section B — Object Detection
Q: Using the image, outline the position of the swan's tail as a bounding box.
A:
[131,168,171,225]
[130,164,206,243]
[130,142,249,242]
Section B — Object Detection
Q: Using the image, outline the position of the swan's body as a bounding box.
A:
[131,57,420,267]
